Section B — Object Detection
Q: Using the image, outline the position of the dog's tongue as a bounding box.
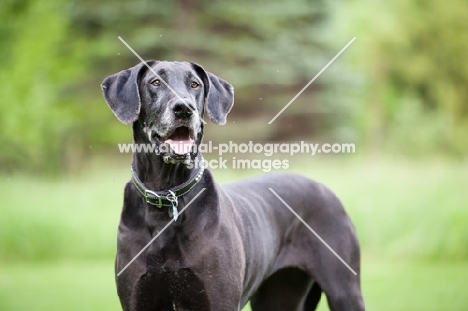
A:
[165,127,194,155]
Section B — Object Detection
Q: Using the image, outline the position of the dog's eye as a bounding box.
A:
[151,79,161,87]
[191,81,199,88]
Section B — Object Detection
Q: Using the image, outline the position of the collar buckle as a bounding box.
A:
[144,189,162,208]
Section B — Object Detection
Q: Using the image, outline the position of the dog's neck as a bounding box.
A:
[131,125,199,191]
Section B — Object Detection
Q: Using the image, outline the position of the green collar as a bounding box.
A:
[131,164,204,209]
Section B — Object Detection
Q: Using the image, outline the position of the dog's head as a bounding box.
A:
[101,61,234,163]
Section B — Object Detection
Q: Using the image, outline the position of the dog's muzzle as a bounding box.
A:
[147,125,201,165]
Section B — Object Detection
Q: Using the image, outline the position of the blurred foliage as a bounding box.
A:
[0,0,467,173]
[330,0,468,156]
[0,0,87,172]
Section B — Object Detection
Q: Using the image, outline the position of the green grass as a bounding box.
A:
[1,259,467,310]
[1,156,468,310]
[0,260,120,311]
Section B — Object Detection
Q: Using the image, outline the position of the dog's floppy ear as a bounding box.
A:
[191,62,234,125]
[101,61,155,125]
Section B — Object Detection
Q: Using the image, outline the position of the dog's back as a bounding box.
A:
[218,173,363,309]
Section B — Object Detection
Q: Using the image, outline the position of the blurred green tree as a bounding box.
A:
[0,0,87,172]
[1,0,333,173]
[331,0,468,156]
[1,0,467,173]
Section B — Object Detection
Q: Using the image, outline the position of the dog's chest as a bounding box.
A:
[132,266,211,310]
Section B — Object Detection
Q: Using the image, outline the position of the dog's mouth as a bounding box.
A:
[146,124,200,164]
[163,126,195,156]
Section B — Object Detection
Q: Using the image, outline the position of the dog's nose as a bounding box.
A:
[173,100,194,119]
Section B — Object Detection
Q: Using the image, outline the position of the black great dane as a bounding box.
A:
[101,61,365,311]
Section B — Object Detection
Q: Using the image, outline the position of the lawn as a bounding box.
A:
[1,156,467,310]
[1,259,467,310]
